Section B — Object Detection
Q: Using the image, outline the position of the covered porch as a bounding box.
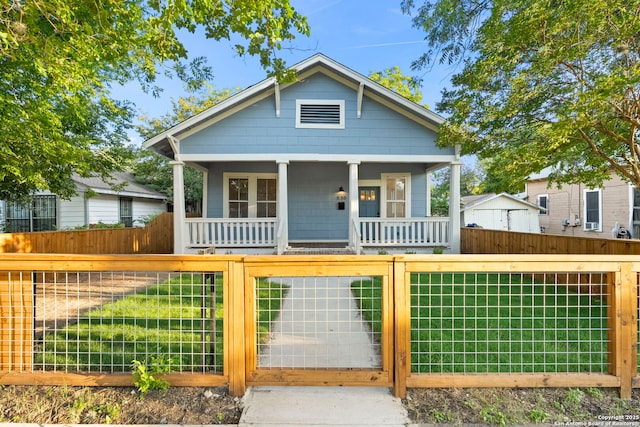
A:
[171,155,461,255]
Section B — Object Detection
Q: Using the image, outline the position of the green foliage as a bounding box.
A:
[430,409,452,423]
[528,408,549,423]
[403,0,640,190]
[479,404,509,427]
[0,0,308,201]
[477,158,525,195]
[132,87,237,207]
[92,403,121,424]
[368,66,426,106]
[131,356,172,397]
[430,164,483,216]
[91,222,124,229]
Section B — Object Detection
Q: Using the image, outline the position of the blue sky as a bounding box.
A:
[116,0,458,141]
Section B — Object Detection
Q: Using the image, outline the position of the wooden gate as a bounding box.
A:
[243,257,395,388]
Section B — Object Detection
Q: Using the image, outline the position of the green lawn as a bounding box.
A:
[353,273,609,374]
[35,273,287,374]
[255,278,289,345]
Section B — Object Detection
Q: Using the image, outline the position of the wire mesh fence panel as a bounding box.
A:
[255,276,382,369]
[410,271,610,374]
[31,271,224,374]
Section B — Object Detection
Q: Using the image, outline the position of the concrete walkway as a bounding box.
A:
[239,276,409,426]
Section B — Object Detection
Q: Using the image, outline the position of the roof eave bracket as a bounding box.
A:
[274,82,281,118]
[357,82,364,119]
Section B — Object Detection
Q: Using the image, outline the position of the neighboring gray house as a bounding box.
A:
[144,54,461,254]
[461,193,541,233]
[0,172,167,232]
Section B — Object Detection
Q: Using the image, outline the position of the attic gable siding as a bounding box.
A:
[181,74,446,156]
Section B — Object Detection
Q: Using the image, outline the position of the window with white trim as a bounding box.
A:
[583,189,601,231]
[119,197,133,227]
[224,173,277,218]
[537,194,549,215]
[296,99,345,129]
[382,174,410,218]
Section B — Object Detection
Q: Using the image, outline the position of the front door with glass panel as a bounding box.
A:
[359,187,379,218]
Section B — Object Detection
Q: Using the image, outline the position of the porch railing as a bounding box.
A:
[359,217,449,247]
[186,218,276,248]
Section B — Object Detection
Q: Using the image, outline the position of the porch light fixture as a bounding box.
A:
[337,186,347,210]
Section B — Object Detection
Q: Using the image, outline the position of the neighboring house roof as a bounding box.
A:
[527,167,554,181]
[73,172,166,200]
[144,53,446,159]
[461,192,541,212]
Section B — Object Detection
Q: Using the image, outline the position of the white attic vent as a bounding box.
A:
[296,99,345,129]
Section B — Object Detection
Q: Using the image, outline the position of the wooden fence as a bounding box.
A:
[462,227,640,254]
[0,254,637,399]
[0,212,173,254]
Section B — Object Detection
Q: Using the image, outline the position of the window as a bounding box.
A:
[296,99,345,129]
[583,189,601,231]
[6,195,57,232]
[224,174,277,218]
[537,194,549,215]
[119,197,133,227]
[633,188,640,238]
[257,178,277,217]
[383,174,410,218]
[228,178,249,218]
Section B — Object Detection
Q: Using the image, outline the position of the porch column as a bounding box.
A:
[348,161,360,253]
[170,160,186,254]
[276,161,289,255]
[426,171,432,216]
[449,159,461,254]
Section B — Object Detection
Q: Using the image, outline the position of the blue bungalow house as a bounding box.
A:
[144,54,461,254]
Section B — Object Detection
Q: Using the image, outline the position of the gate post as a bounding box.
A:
[0,271,33,372]
[226,259,246,396]
[393,259,409,398]
[607,262,638,399]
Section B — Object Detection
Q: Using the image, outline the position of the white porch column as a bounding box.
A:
[426,171,432,216]
[348,161,360,252]
[449,158,462,254]
[201,169,208,217]
[277,161,289,255]
[170,160,186,254]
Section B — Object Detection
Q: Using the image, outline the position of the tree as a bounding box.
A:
[430,164,483,216]
[402,0,640,190]
[0,0,308,201]
[368,66,426,106]
[477,158,525,195]
[133,86,236,211]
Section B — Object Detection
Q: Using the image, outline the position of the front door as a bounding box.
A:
[359,187,379,218]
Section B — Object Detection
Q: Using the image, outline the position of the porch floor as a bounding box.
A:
[283,242,355,255]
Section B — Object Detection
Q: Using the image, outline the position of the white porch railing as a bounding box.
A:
[359,217,450,247]
[187,218,276,248]
[186,217,449,249]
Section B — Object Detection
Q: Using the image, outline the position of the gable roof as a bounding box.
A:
[73,172,166,200]
[144,53,446,159]
[461,192,540,212]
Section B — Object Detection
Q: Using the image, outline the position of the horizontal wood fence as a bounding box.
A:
[0,254,638,399]
[0,212,173,254]
[462,227,640,254]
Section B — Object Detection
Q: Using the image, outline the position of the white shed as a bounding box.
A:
[461,193,541,233]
